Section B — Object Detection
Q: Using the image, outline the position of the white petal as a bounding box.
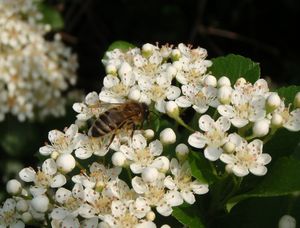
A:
[73,102,86,113]
[175,96,192,108]
[217,105,235,118]
[198,115,214,131]
[120,145,134,160]
[249,165,268,176]
[191,181,209,195]
[204,147,222,161]
[79,204,97,218]
[81,217,99,228]
[132,177,148,194]
[19,167,36,182]
[156,202,173,216]
[111,201,127,217]
[227,133,243,146]
[192,104,209,114]
[61,216,80,228]
[39,145,54,156]
[130,163,144,174]
[51,208,68,220]
[216,116,231,132]
[155,100,166,113]
[220,154,235,164]
[164,176,176,190]
[135,221,156,228]
[165,190,183,206]
[42,158,57,176]
[149,140,163,156]
[247,139,263,155]
[188,132,206,148]
[55,187,72,204]
[75,148,92,159]
[11,220,25,228]
[170,158,180,176]
[132,134,147,150]
[103,75,120,88]
[3,198,16,211]
[231,118,248,128]
[257,153,272,165]
[48,130,64,143]
[167,86,181,100]
[51,174,67,188]
[181,190,195,204]
[72,183,84,200]
[29,186,47,197]
[232,165,249,177]
[65,124,78,138]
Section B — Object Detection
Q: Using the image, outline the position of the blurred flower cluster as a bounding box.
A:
[1,43,299,227]
[0,0,77,121]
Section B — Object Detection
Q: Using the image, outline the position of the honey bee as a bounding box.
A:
[88,101,149,145]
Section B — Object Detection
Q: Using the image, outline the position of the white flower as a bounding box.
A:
[39,124,79,156]
[159,128,176,145]
[176,85,219,113]
[6,179,22,195]
[188,115,231,161]
[217,90,266,128]
[164,159,209,204]
[72,92,104,120]
[0,198,24,228]
[252,119,270,137]
[72,162,121,190]
[220,136,271,177]
[132,174,183,216]
[19,158,66,191]
[278,215,296,228]
[118,134,163,174]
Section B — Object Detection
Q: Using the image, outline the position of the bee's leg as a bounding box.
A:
[106,133,116,149]
[129,121,135,138]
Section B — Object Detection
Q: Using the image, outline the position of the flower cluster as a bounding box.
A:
[0,0,78,121]
[1,43,300,227]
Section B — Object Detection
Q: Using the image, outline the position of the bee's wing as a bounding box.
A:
[97,102,125,114]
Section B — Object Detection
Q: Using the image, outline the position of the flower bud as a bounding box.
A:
[218,76,231,87]
[223,142,235,154]
[160,128,176,145]
[31,195,49,213]
[167,65,177,78]
[204,75,217,87]
[165,101,179,119]
[161,225,171,228]
[51,151,59,160]
[128,88,141,101]
[6,179,22,195]
[171,49,181,61]
[22,212,32,223]
[142,43,154,57]
[105,64,117,75]
[16,199,29,212]
[271,113,283,128]
[176,143,189,161]
[112,152,126,167]
[278,215,296,228]
[56,154,76,173]
[253,119,270,137]
[294,92,300,108]
[266,93,281,112]
[142,167,159,182]
[146,211,156,221]
[235,77,247,87]
[143,129,155,140]
[218,86,232,104]
[152,156,170,173]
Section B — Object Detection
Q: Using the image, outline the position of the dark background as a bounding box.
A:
[58,0,300,92]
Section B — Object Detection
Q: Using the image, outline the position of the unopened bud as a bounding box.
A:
[160,128,176,145]
[266,93,281,112]
[51,151,59,160]
[218,86,232,104]
[146,211,156,221]
[253,119,270,137]
[204,75,217,87]
[176,143,189,161]
[16,199,28,212]
[6,179,22,195]
[278,215,296,228]
[128,88,141,101]
[142,43,154,56]
[143,129,155,140]
[271,113,283,128]
[171,49,181,61]
[56,154,76,173]
[218,76,231,87]
[161,225,171,228]
[31,195,49,213]
[223,142,235,154]
[294,92,300,108]
[112,152,126,167]
[165,101,179,118]
[105,64,117,75]
[22,212,32,223]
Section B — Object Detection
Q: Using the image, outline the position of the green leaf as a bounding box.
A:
[189,151,218,184]
[209,54,260,84]
[107,41,135,52]
[172,204,205,228]
[277,85,300,106]
[226,157,300,212]
[38,3,64,30]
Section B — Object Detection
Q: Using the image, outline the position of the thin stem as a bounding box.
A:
[263,128,277,144]
[175,116,195,132]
